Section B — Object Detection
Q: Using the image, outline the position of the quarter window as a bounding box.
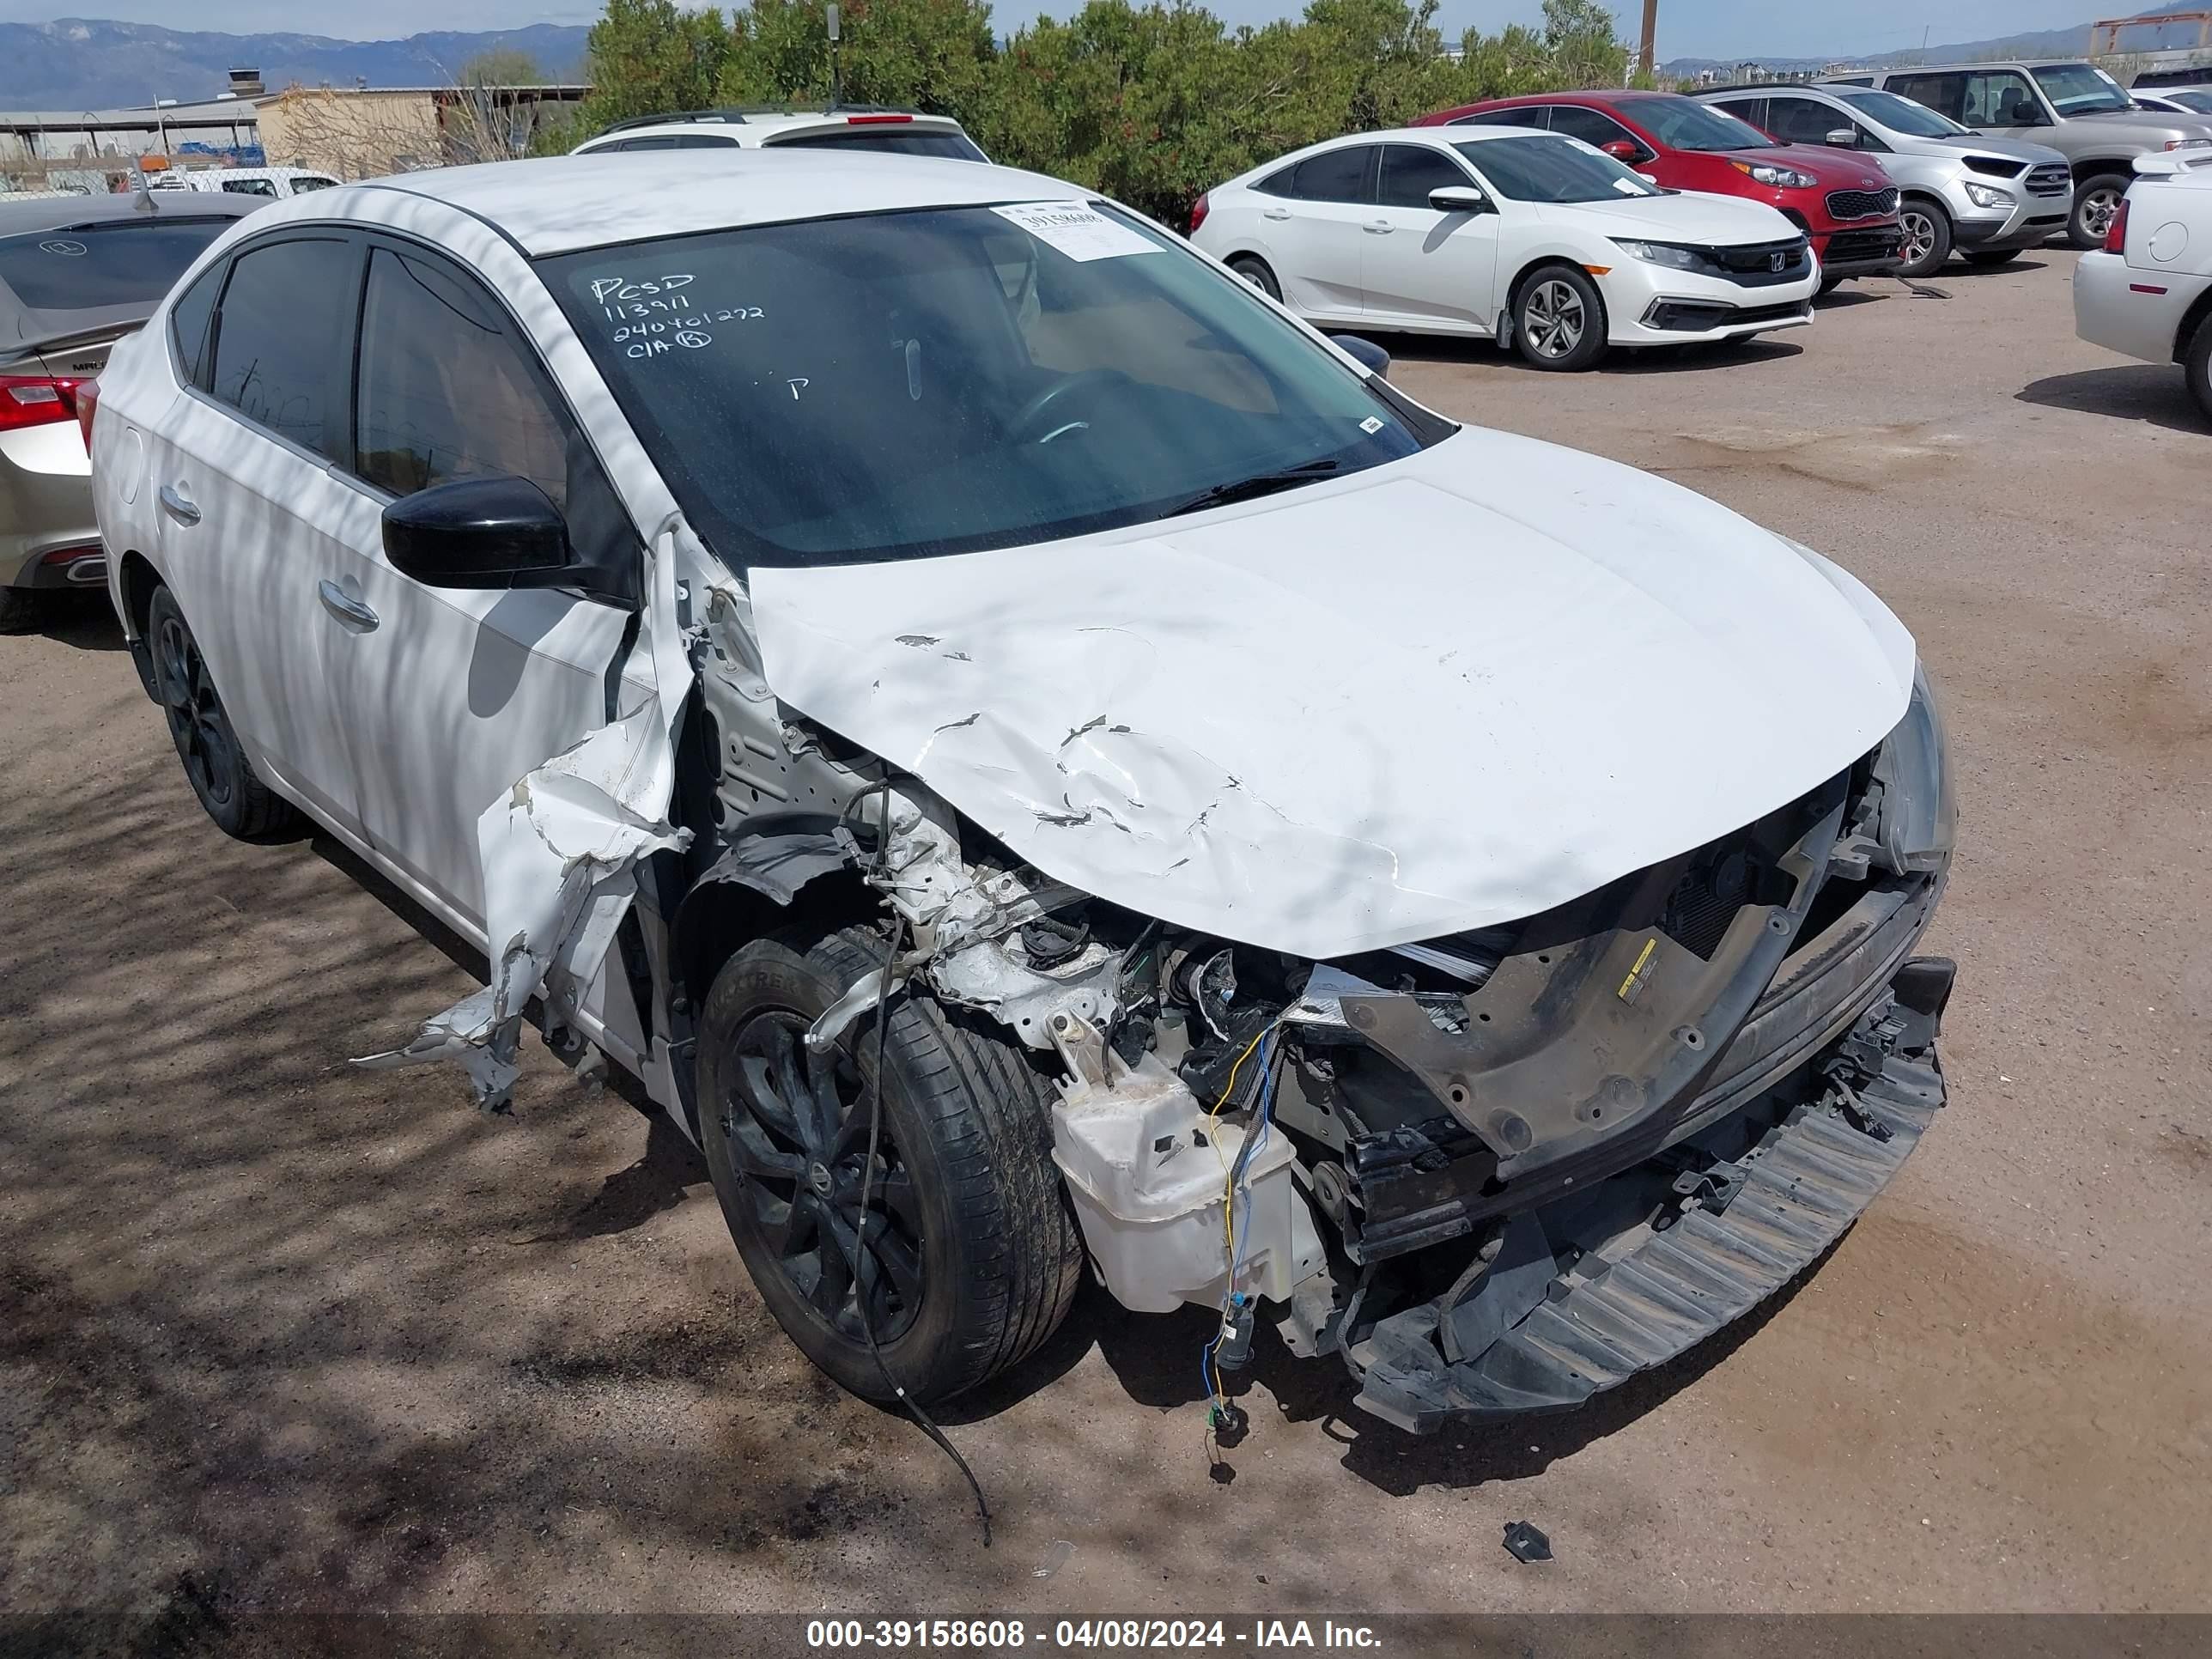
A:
[352,246,568,507]
[168,264,222,388]
[1376,145,1472,209]
[207,237,354,455]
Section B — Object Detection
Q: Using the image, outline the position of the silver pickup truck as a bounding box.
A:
[1831,60,2212,246]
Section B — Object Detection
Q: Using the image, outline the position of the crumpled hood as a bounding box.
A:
[750,425,1916,959]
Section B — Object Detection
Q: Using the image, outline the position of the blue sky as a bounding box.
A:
[0,3,2112,62]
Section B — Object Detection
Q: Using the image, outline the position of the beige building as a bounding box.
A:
[255,82,590,179]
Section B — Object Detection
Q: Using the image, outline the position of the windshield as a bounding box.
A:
[2161,89,2212,114]
[1836,87,1967,137]
[1454,135,1661,202]
[547,203,1431,568]
[2032,63,2132,115]
[0,216,238,314]
[1617,95,1776,151]
[769,129,988,161]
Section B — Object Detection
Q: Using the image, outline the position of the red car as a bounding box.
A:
[1415,90,1905,288]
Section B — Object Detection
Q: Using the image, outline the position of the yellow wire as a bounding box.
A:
[1207,1020,1276,1269]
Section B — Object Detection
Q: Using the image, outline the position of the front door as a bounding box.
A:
[1362,143,1502,331]
[317,241,636,937]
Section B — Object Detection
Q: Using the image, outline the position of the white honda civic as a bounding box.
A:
[88,150,1953,1438]
[1191,125,1820,369]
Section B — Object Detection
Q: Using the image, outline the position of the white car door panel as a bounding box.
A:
[325,242,637,934]
[1267,145,1377,317]
[152,233,369,838]
[1364,143,1504,331]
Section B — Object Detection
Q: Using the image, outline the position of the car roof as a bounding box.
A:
[1879,60,2087,73]
[0,192,258,238]
[1477,88,1670,107]
[578,108,969,146]
[314,150,1088,256]
[1697,84,1847,100]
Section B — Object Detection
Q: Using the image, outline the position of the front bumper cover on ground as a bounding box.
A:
[1351,963,1948,1431]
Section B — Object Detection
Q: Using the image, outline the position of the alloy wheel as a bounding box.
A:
[1901,210,1936,269]
[717,1011,925,1345]
[155,613,234,808]
[2080,187,2120,241]
[1525,279,1586,359]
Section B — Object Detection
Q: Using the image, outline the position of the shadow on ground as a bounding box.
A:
[2018,364,2209,434]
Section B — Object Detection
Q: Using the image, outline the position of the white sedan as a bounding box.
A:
[2075,149,2212,421]
[87,149,1947,1427]
[1191,125,1819,370]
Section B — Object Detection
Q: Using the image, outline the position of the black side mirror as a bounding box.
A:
[382,476,636,609]
[1328,332,1391,380]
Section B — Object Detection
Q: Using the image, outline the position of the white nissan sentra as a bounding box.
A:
[89,151,1955,1435]
[1191,125,1820,369]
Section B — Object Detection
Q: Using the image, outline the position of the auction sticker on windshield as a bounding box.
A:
[993,201,1161,261]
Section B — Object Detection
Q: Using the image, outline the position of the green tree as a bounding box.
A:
[457,47,547,87]
[721,0,996,115]
[574,0,733,132]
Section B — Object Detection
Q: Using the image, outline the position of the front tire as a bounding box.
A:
[697,927,1083,1405]
[1227,254,1281,301]
[1960,248,2022,268]
[2069,174,2129,249]
[1897,198,1954,277]
[147,585,305,842]
[2185,313,2212,426]
[1513,265,1607,371]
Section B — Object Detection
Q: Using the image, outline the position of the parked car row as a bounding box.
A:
[1192,77,2212,373]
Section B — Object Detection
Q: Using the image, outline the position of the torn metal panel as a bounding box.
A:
[750,427,1917,961]
[357,522,696,1109]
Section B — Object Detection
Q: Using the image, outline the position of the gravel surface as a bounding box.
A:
[3,249,2208,1639]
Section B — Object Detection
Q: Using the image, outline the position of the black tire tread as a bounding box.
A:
[781,923,1080,1399]
[0,586,40,635]
[2185,312,2212,426]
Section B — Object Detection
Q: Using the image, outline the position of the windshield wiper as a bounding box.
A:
[1159,459,1340,519]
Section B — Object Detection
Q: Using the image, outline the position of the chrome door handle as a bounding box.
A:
[1261,208,1291,220]
[157,483,200,526]
[317,579,379,631]
[1364,220,1394,234]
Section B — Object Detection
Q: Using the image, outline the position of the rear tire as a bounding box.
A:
[1897,198,1954,277]
[1227,254,1281,301]
[2185,313,2212,427]
[0,586,43,635]
[1512,264,1608,371]
[1960,249,2022,268]
[2069,174,2129,249]
[696,926,1083,1406]
[146,585,307,842]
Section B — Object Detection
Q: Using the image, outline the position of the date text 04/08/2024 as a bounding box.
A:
[805,1620,1385,1650]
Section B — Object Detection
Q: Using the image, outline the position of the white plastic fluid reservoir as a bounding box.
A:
[1051,1054,1324,1315]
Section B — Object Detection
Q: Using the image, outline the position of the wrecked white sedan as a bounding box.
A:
[90,151,1955,1432]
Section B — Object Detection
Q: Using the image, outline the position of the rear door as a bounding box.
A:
[1362,143,1501,331]
[145,231,370,837]
[317,239,635,933]
[1265,145,1378,318]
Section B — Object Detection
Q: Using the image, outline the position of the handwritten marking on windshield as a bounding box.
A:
[787,378,810,400]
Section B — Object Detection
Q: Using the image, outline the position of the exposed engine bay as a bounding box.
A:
[684,581,1957,1430]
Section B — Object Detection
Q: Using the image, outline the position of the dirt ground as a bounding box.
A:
[3,248,2209,1640]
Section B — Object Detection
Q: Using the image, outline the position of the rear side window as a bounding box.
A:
[1289,146,1374,203]
[353,246,568,507]
[207,237,355,456]
[167,264,222,386]
[1887,73,1966,122]
[289,174,338,193]
[222,178,277,198]
[1376,145,1471,209]
[1450,107,1546,128]
[0,218,239,313]
[769,128,986,161]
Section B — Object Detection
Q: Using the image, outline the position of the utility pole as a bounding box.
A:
[827,4,842,111]
[1638,0,1660,81]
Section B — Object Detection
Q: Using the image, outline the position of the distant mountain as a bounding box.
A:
[1664,13,2212,76]
[0,18,592,110]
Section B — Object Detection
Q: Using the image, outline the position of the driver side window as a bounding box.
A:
[1766,96,1850,146]
[1965,71,2042,127]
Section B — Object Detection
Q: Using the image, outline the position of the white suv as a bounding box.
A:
[571,106,987,161]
